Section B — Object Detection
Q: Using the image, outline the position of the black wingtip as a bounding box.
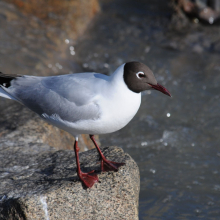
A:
[0,72,17,88]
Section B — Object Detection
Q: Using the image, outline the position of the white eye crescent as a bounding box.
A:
[136,71,145,79]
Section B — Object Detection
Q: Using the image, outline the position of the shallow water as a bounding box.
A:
[1,0,220,219]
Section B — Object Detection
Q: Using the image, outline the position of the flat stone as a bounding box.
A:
[0,142,140,220]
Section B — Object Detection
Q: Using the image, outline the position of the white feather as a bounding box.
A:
[0,86,16,100]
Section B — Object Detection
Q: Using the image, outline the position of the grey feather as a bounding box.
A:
[4,73,107,123]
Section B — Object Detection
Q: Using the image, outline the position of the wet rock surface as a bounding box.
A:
[0,143,139,220]
[3,0,100,39]
[172,0,220,25]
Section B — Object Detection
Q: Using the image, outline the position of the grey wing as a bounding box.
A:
[6,74,101,123]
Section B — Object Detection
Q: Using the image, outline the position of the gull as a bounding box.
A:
[0,61,171,188]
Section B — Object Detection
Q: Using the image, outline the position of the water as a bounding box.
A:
[101,50,220,219]
[1,0,220,219]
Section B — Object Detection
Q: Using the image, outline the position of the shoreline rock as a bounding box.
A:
[0,142,140,220]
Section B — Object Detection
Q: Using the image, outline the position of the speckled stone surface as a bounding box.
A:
[0,144,140,220]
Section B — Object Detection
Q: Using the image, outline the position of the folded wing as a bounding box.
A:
[1,73,102,123]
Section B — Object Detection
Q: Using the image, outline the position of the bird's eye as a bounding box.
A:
[136,71,145,79]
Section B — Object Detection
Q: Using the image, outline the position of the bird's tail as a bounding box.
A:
[0,72,18,100]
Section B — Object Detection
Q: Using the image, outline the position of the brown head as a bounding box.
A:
[123,61,171,96]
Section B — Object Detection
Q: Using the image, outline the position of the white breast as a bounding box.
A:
[96,87,141,134]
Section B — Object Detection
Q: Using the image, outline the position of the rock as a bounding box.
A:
[0,142,140,220]
[0,0,98,77]
[3,0,100,40]
[172,0,220,25]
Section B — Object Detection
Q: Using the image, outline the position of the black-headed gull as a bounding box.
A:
[0,61,171,188]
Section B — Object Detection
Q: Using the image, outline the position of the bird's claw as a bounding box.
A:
[78,171,99,188]
[101,159,125,172]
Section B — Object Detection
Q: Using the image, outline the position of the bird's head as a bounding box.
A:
[123,61,171,97]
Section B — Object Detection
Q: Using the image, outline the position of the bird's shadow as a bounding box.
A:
[36,159,102,190]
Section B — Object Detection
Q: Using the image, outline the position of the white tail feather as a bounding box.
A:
[0,86,16,100]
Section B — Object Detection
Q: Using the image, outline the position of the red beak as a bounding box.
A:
[149,83,171,97]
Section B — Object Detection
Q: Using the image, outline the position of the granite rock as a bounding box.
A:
[0,143,140,220]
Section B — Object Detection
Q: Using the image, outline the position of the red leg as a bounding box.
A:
[74,139,98,188]
[90,135,125,172]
